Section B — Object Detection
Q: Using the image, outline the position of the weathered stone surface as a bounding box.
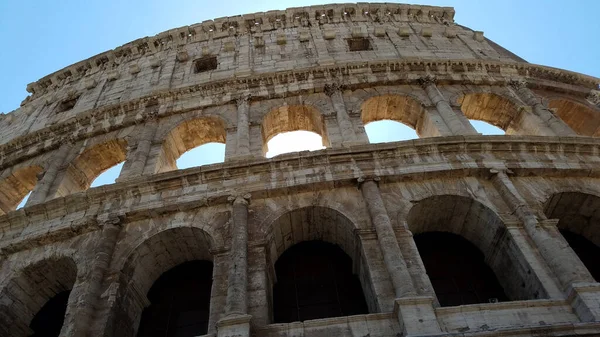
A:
[1,3,600,337]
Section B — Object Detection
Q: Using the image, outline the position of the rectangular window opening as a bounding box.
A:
[346,38,372,52]
[194,56,218,73]
[56,96,80,113]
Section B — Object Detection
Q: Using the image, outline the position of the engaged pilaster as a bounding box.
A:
[358,177,416,298]
[218,194,252,337]
[26,141,76,206]
[419,75,477,136]
[490,169,595,286]
[118,112,159,181]
[509,79,577,136]
[235,94,251,157]
[325,82,361,146]
[61,214,123,337]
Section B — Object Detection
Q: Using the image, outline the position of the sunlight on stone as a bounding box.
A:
[176,143,225,169]
[266,131,325,158]
[470,120,505,135]
[90,162,124,188]
[16,191,31,210]
[365,120,418,143]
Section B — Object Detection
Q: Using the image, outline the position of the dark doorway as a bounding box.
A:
[560,229,600,281]
[273,241,368,323]
[137,260,213,337]
[414,232,508,307]
[29,290,70,337]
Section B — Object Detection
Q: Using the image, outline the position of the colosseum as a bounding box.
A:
[1,2,599,337]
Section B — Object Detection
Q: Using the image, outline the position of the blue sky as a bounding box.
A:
[1,1,598,206]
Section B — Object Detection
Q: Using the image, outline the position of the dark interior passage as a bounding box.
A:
[137,260,213,337]
[29,290,70,337]
[560,229,600,281]
[414,232,508,307]
[273,240,368,323]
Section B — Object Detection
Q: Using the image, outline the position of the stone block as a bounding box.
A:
[474,30,485,41]
[398,26,411,37]
[128,64,141,75]
[176,50,189,62]
[421,27,433,37]
[374,26,386,37]
[84,78,97,90]
[323,29,336,40]
[106,70,119,81]
[276,33,287,45]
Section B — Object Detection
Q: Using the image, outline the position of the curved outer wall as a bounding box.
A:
[1,3,600,337]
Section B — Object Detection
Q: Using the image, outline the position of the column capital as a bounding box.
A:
[417,74,437,88]
[96,213,124,228]
[324,81,345,96]
[508,78,528,91]
[227,193,251,205]
[236,93,251,106]
[357,175,381,187]
[489,168,514,176]
[587,90,600,107]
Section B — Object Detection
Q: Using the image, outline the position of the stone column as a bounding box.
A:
[325,83,359,145]
[359,177,441,335]
[359,177,415,298]
[218,194,252,337]
[235,94,251,157]
[419,75,477,136]
[26,142,75,206]
[117,116,159,181]
[62,214,122,337]
[509,80,577,136]
[490,169,594,289]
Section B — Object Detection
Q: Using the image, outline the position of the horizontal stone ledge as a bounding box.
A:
[3,136,600,240]
[4,58,598,163]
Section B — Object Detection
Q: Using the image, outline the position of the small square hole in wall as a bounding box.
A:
[56,96,80,113]
[193,56,218,73]
[346,38,372,51]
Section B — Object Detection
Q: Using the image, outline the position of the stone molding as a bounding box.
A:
[2,58,599,171]
[3,135,600,252]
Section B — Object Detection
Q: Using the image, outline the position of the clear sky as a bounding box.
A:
[1,1,598,206]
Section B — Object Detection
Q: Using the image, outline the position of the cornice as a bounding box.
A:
[2,135,600,254]
[24,3,455,97]
[2,58,599,170]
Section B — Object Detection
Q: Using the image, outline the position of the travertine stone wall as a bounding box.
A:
[1,3,600,337]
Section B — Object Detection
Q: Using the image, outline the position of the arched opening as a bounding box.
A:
[261,105,329,157]
[559,230,600,281]
[273,241,368,323]
[407,195,546,305]
[176,143,226,169]
[549,99,600,136]
[364,120,418,143]
[158,117,226,172]
[469,120,505,135]
[113,227,216,336]
[459,93,519,134]
[361,95,427,140]
[0,165,42,215]
[266,131,325,158]
[29,290,71,337]
[56,139,127,197]
[414,232,508,306]
[544,192,600,281]
[267,207,373,322]
[0,257,77,337]
[90,162,124,188]
[137,261,213,337]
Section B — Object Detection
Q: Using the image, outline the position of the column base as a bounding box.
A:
[216,314,252,337]
[342,140,367,147]
[568,282,600,322]
[394,296,442,336]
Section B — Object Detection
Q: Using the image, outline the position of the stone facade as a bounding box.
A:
[1,2,600,337]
